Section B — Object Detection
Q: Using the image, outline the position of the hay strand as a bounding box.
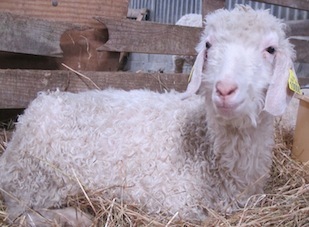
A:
[62,63,101,90]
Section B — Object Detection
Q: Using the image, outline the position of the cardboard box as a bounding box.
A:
[292,94,309,162]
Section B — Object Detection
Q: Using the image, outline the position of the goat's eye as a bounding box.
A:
[266,46,275,54]
[206,42,211,49]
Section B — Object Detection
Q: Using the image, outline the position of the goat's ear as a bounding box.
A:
[180,48,206,99]
[264,49,296,116]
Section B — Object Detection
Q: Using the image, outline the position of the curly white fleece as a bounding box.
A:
[0,5,295,225]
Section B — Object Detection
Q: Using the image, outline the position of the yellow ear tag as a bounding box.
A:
[288,69,302,95]
[188,67,194,82]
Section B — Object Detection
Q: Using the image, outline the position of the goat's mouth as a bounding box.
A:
[214,100,245,118]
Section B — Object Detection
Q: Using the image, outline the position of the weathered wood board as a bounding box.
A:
[0,12,78,57]
[287,20,309,37]
[290,38,309,63]
[0,13,121,71]
[0,0,129,26]
[96,17,203,55]
[1,69,309,109]
[1,1,308,68]
[202,0,225,16]
[1,14,307,66]
[96,17,309,63]
[0,28,121,71]
[0,0,129,70]
[0,70,189,109]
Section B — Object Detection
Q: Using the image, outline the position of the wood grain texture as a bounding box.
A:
[96,17,309,62]
[96,17,203,55]
[0,12,77,57]
[0,69,189,109]
[1,69,309,109]
[202,0,225,17]
[298,77,309,86]
[290,39,309,63]
[0,0,129,26]
[287,20,309,64]
[287,20,309,37]
[0,20,121,71]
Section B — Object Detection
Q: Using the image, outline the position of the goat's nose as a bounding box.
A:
[216,81,238,97]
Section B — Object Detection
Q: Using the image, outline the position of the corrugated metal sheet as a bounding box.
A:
[129,0,308,24]
[227,0,309,20]
[129,0,201,24]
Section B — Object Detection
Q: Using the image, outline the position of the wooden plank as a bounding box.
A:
[298,77,309,86]
[1,69,308,109]
[290,38,309,63]
[287,20,309,36]
[96,17,203,55]
[202,0,225,17]
[0,25,120,71]
[0,69,189,109]
[96,17,309,63]
[0,0,128,27]
[254,0,309,11]
[0,12,78,57]
[287,19,309,64]
[118,8,149,71]
[0,0,128,70]
[97,18,309,63]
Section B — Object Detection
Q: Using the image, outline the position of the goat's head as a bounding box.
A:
[182,5,296,125]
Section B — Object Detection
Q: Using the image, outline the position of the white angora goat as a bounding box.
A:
[173,13,203,73]
[0,5,296,226]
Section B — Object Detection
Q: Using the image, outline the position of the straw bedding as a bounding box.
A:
[0,119,308,226]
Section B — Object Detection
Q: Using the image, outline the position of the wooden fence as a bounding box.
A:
[0,0,308,110]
